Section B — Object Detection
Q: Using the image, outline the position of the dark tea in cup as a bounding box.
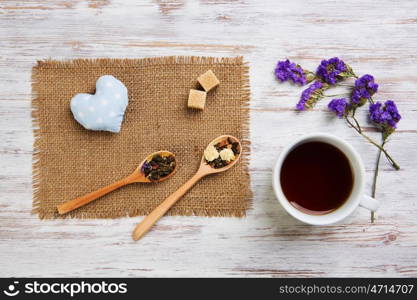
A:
[280,141,353,215]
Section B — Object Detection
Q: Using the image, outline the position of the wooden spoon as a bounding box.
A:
[132,135,242,241]
[57,151,177,215]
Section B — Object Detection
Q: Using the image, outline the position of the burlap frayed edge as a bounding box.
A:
[31,56,252,219]
[35,208,248,220]
[238,59,253,216]
[35,56,244,69]
[31,65,42,216]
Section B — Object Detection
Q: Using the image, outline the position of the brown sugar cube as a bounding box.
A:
[187,89,207,110]
[197,70,220,92]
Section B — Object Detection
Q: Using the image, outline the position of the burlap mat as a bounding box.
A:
[32,56,252,219]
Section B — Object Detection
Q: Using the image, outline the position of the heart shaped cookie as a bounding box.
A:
[70,75,128,133]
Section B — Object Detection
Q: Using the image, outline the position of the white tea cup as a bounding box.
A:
[272,133,379,225]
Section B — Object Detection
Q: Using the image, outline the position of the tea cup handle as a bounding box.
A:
[359,195,380,211]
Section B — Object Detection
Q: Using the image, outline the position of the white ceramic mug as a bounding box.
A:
[272,133,379,225]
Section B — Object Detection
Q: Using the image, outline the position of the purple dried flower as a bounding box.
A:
[369,100,401,135]
[141,161,151,173]
[275,59,308,86]
[296,81,325,110]
[316,57,353,85]
[328,98,349,118]
[351,74,379,106]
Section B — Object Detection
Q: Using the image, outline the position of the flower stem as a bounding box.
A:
[360,132,399,170]
[345,117,400,170]
[369,96,375,105]
[371,137,385,223]
[351,108,362,133]
[323,93,350,98]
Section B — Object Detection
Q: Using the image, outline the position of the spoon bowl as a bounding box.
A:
[57,151,177,215]
[132,150,177,183]
[132,135,242,241]
[199,135,242,174]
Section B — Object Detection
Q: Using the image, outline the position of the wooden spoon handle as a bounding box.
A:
[132,172,204,241]
[57,177,131,215]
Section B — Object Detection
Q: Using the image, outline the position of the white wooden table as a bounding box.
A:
[1,0,416,277]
